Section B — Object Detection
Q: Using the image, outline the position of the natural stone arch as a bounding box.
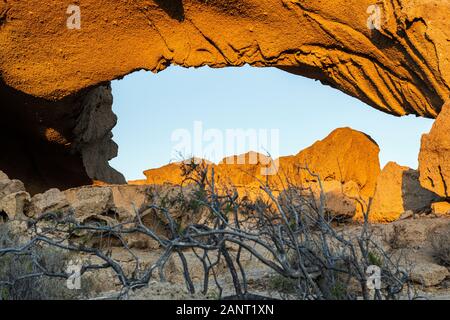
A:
[0,0,449,193]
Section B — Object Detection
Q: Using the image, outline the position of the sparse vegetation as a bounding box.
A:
[0,161,415,300]
[0,223,100,300]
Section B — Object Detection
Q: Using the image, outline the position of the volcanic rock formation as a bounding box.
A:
[0,81,125,194]
[277,127,380,198]
[1,0,449,118]
[1,0,450,195]
[369,162,439,222]
[419,101,450,199]
[132,127,381,219]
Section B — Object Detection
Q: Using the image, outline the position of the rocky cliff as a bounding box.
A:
[1,0,450,207]
[132,126,450,222]
[0,80,125,194]
[1,0,450,194]
[1,0,449,118]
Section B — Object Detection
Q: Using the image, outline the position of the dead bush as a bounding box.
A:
[0,162,416,300]
[0,223,97,300]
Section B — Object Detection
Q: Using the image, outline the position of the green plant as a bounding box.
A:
[330,281,347,300]
[267,274,297,294]
[368,251,383,267]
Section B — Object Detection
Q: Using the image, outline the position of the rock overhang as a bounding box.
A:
[0,0,449,118]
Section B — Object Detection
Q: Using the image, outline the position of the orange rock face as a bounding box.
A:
[419,101,450,198]
[277,128,381,198]
[369,162,438,222]
[1,0,449,118]
[134,128,381,213]
[1,0,449,204]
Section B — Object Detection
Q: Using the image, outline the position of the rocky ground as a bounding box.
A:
[71,216,450,300]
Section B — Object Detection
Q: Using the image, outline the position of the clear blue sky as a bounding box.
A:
[110,66,433,181]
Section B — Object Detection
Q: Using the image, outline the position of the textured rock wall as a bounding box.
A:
[419,101,450,198]
[1,0,449,117]
[133,127,381,219]
[0,80,125,194]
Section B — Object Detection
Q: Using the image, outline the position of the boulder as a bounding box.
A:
[370,162,439,222]
[0,191,30,220]
[278,180,362,221]
[0,171,30,220]
[431,202,450,216]
[0,171,8,181]
[419,101,450,198]
[26,188,70,218]
[0,178,26,199]
[316,181,361,220]
[109,185,156,220]
[64,186,115,223]
[278,128,381,198]
[63,184,186,229]
[410,262,449,287]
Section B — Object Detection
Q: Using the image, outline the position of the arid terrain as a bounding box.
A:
[1,0,450,300]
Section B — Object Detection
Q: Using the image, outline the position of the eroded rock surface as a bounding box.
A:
[134,128,381,220]
[0,81,125,194]
[278,128,380,198]
[135,128,380,197]
[0,170,29,220]
[1,0,450,196]
[0,0,449,118]
[419,101,450,198]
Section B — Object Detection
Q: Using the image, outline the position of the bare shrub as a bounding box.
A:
[0,160,415,300]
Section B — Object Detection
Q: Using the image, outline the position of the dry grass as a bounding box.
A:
[0,223,97,300]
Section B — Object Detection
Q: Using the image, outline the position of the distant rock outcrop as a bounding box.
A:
[277,128,381,198]
[132,128,382,220]
[419,101,450,198]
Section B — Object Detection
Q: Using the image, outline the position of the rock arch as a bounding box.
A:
[0,0,449,192]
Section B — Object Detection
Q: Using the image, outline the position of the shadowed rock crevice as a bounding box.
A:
[154,0,185,21]
[0,80,125,194]
[370,162,440,222]
[402,168,440,213]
